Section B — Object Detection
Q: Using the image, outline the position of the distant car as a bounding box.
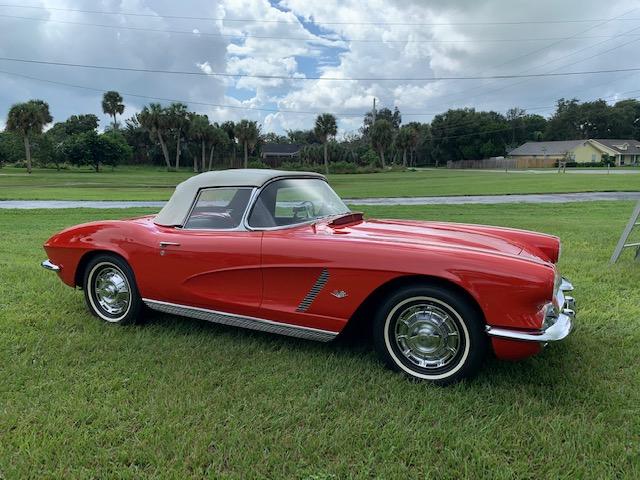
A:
[42,169,575,384]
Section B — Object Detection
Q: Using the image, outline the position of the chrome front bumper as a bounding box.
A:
[486,277,575,343]
[41,259,61,272]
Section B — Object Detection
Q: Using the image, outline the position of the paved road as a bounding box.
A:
[1,191,639,209]
[0,200,167,209]
[347,191,640,205]
[415,168,640,174]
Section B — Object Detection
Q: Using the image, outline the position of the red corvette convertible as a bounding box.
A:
[42,169,575,384]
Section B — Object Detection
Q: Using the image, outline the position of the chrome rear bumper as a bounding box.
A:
[486,276,575,343]
[41,259,61,272]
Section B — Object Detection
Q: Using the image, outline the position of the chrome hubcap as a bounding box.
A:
[394,303,461,369]
[94,266,130,316]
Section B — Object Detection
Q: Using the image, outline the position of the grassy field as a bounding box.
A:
[1,202,639,478]
[0,166,639,200]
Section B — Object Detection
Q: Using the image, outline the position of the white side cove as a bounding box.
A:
[143,299,338,342]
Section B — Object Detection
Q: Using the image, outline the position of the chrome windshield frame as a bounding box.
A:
[243,176,350,232]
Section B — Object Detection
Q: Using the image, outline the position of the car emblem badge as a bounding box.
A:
[331,290,348,299]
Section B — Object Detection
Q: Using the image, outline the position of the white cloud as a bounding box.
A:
[1,0,639,134]
[0,0,229,128]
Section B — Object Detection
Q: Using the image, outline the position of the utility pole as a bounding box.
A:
[372,97,377,123]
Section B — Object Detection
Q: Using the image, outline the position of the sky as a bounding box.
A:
[0,0,639,135]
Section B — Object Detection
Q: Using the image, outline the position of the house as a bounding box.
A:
[508,139,640,166]
[261,143,301,167]
[589,139,640,166]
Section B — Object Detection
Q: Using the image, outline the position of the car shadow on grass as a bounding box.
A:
[141,309,578,392]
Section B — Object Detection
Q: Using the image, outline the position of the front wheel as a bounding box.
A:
[373,284,488,385]
[83,254,143,325]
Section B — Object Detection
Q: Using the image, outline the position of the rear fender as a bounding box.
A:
[43,220,140,287]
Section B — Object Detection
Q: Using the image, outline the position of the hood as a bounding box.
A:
[321,217,530,259]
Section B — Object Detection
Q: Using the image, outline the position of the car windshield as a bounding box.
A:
[248,178,350,228]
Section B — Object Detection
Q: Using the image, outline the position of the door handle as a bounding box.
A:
[159,241,181,248]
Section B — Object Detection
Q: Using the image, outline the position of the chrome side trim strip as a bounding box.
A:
[41,259,61,272]
[296,268,330,312]
[142,298,338,342]
[486,313,573,342]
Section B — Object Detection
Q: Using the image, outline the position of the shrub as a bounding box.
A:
[63,131,132,172]
[279,161,325,173]
[40,162,71,170]
[327,161,358,174]
[0,130,24,166]
[557,161,607,168]
[244,159,404,174]
[247,159,270,169]
[359,149,380,167]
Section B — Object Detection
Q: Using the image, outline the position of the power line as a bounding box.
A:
[1,3,639,27]
[0,68,325,115]
[470,32,640,102]
[1,56,639,81]
[3,13,640,45]
[458,30,640,107]
[424,15,640,109]
[1,67,638,121]
[488,7,637,72]
[430,99,640,140]
[3,66,639,142]
[0,13,339,45]
[3,7,634,123]
[430,94,640,133]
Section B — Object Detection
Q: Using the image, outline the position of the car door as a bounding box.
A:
[148,187,263,318]
[247,178,353,335]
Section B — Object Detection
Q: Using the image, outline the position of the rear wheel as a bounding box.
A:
[373,284,488,385]
[83,254,143,325]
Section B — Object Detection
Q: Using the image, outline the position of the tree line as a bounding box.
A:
[1,91,639,173]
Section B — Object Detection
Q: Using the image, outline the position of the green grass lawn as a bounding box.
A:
[1,202,639,478]
[0,166,638,200]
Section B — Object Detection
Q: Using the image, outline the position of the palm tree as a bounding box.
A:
[188,113,210,173]
[6,99,53,174]
[137,103,171,170]
[208,125,229,170]
[166,103,189,170]
[101,91,125,130]
[405,122,422,167]
[314,113,337,174]
[370,119,393,168]
[123,116,153,165]
[395,125,415,167]
[221,121,236,167]
[235,120,260,168]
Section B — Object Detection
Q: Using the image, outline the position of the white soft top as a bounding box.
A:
[154,169,326,226]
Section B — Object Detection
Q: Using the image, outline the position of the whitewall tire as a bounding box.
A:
[373,284,488,385]
[83,254,143,325]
